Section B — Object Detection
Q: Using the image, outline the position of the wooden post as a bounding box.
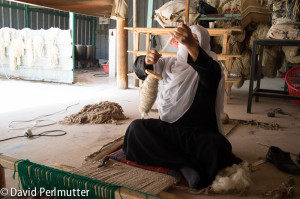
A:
[133,0,139,87]
[134,32,140,87]
[117,18,128,89]
[0,168,5,189]
[222,33,228,54]
[185,0,190,25]
[146,33,150,51]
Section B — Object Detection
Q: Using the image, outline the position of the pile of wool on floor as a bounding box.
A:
[60,101,128,125]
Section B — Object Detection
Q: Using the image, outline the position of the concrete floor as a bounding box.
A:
[0,69,299,198]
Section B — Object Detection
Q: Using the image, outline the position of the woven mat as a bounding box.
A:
[71,159,178,195]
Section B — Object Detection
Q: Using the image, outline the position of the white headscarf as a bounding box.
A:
[154,25,225,134]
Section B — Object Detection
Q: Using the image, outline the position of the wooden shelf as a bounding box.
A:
[126,27,244,102]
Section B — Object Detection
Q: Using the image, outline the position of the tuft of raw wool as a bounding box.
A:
[282,46,300,64]
[231,51,251,78]
[60,101,128,125]
[9,31,26,71]
[222,113,229,124]
[2,27,12,47]
[233,77,245,88]
[211,162,251,193]
[0,29,5,59]
[264,177,296,199]
[47,28,60,67]
[231,50,252,88]
[26,38,34,66]
[218,0,232,13]
[262,46,283,78]
[206,0,220,8]
[33,36,45,61]
[230,42,244,55]
[218,0,241,13]
[249,24,270,51]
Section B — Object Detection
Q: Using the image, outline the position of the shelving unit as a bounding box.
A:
[126,27,243,102]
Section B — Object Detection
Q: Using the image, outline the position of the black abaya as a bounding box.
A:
[123,46,234,189]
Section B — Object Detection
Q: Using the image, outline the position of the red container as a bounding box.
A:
[102,64,109,74]
[285,65,300,106]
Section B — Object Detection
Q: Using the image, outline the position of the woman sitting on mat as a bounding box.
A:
[123,23,236,189]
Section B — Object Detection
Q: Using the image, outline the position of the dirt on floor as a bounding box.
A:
[0,74,299,199]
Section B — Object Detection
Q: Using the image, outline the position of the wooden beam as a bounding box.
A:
[117,18,129,89]
[146,33,151,51]
[0,168,5,189]
[222,33,228,54]
[128,51,241,60]
[0,155,19,171]
[10,0,113,17]
[84,137,124,163]
[134,32,140,87]
[1,154,166,199]
[53,164,183,199]
[125,27,243,36]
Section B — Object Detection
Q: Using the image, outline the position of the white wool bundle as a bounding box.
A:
[33,36,45,61]
[221,0,241,13]
[49,45,59,66]
[9,39,19,70]
[26,39,34,66]
[20,28,30,39]
[206,0,220,8]
[2,27,12,47]
[0,29,5,59]
[47,28,60,67]
[9,32,26,70]
[211,162,251,193]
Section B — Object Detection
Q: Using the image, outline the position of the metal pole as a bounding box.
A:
[70,12,75,83]
[25,5,29,28]
[92,17,95,46]
[146,0,154,28]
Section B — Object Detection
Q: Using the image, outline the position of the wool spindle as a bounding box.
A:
[139,69,163,118]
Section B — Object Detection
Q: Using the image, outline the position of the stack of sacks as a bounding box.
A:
[267,0,300,64]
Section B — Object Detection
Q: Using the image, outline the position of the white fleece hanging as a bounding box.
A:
[0,29,5,59]
[47,28,60,67]
[0,28,13,59]
[9,30,26,70]
[33,35,45,62]
[26,38,34,66]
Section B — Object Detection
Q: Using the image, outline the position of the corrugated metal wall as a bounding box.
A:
[1,0,173,60]
[0,0,94,45]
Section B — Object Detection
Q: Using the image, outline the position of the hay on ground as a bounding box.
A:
[60,101,128,125]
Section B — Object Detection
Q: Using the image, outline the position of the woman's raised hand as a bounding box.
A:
[145,49,162,66]
[168,22,198,48]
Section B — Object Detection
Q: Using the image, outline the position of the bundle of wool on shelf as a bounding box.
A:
[60,101,128,125]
